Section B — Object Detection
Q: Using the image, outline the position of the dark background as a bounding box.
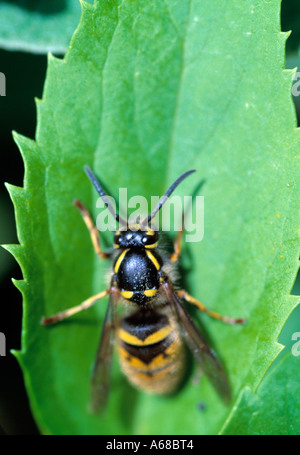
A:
[0,2,299,434]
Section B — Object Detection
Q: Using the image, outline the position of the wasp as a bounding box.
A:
[42,166,244,412]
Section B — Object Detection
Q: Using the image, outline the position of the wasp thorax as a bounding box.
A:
[114,228,158,249]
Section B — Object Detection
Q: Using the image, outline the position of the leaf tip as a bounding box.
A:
[282,30,292,40]
[12,130,36,154]
[2,244,26,268]
[79,0,94,12]
[10,349,24,365]
[4,182,24,203]
[12,278,27,293]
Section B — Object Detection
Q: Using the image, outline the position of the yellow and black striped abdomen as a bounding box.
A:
[117,309,185,394]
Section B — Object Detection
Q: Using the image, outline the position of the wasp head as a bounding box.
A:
[113,225,158,250]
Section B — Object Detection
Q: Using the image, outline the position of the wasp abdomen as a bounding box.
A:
[117,309,185,394]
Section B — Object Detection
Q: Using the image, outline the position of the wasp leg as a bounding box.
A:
[41,289,109,325]
[177,290,245,325]
[170,229,184,263]
[74,199,111,259]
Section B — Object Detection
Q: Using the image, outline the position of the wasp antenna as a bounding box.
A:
[146,169,196,224]
[84,166,127,226]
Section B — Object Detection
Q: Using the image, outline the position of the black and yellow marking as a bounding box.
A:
[144,242,158,249]
[121,290,134,300]
[117,309,185,394]
[114,248,162,305]
[114,248,129,274]
[145,250,161,271]
[118,323,173,347]
[113,227,159,250]
[144,228,158,249]
[143,288,157,298]
[120,288,158,303]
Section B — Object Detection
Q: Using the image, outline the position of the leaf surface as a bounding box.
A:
[221,352,300,435]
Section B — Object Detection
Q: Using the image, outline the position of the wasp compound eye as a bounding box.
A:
[113,234,121,247]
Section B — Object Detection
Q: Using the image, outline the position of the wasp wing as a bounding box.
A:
[161,279,231,403]
[90,290,118,413]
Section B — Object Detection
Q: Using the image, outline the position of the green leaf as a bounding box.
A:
[0,193,17,281]
[0,0,90,54]
[8,0,300,434]
[220,351,300,435]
